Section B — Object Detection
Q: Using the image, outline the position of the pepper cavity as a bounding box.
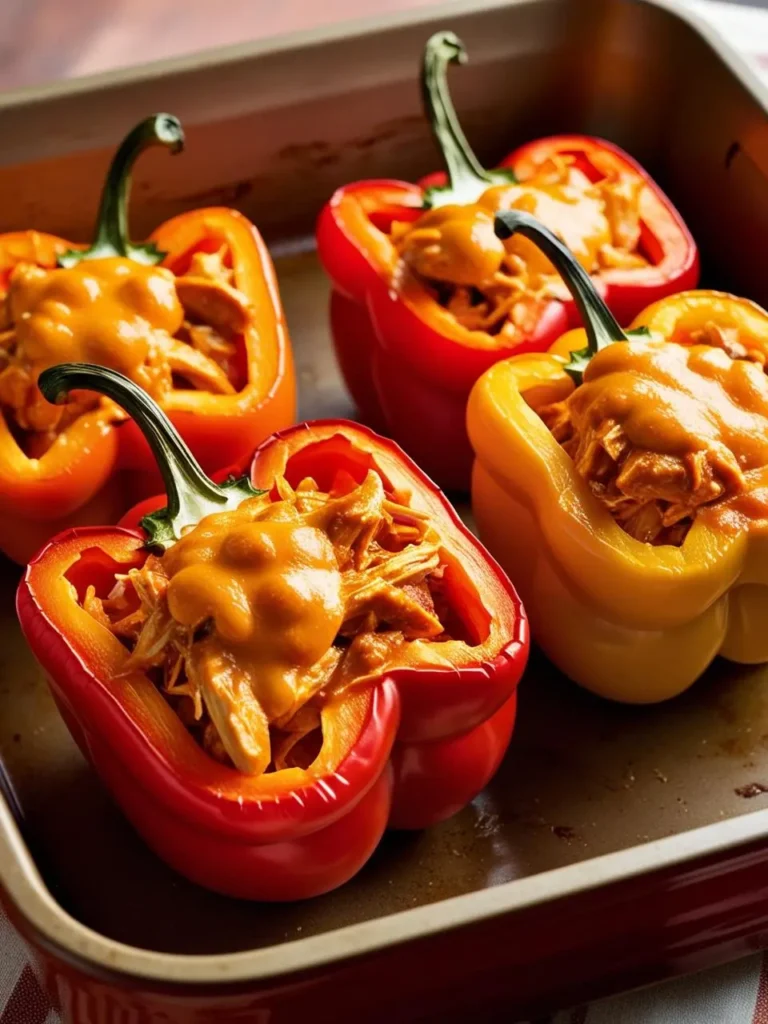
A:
[388,33,650,344]
[38,363,494,778]
[488,211,768,548]
[0,116,253,457]
[88,469,451,775]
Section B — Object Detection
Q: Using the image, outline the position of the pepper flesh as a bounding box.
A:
[18,419,527,899]
[468,289,768,703]
[0,211,294,564]
[318,138,698,490]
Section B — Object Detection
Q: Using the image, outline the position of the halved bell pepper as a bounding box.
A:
[316,31,698,490]
[0,114,295,564]
[468,209,768,704]
[17,363,527,900]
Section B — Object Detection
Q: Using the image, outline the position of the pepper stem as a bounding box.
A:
[38,364,261,550]
[58,114,185,269]
[494,209,631,382]
[421,31,515,208]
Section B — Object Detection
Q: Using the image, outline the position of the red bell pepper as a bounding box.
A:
[17,363,527,901]
[0,114,295,564]
[316,32,699,490]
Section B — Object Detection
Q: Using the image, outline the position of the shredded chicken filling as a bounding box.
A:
[0,247,248,455]
[390,155,649,344]
[84,470,460,776]
[540,335,768,546]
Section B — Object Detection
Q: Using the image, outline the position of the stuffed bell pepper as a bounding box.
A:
[17,363,527,901]
[0,114,295,564]
[316,31,698,490]
[468,208,768,704]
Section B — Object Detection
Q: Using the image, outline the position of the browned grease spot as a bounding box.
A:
[552,825,577,841]
[279,141,339,168]
[718,734,758,757]
[177,179,253,205]
[735,782,768,799]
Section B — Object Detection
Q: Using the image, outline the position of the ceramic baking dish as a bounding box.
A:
[0,0,767,1019]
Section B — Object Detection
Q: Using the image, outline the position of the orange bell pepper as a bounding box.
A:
[468,209,768,703]
[0,114,295,564]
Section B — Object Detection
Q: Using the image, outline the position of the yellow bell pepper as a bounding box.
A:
[467,209,768,703]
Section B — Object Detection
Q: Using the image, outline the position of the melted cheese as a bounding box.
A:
[10,257,183,395]
[575,339,768,474]
[89,472,464,775]
[549,337,768,544]
[480,174,612,277]
[395,205,505,287]
[397,165,640,290]
[393,159,647,343]
[0,251,241,443]
[164,497,345,721]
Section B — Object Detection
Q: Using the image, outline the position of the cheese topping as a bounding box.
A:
[84,469,480,775]
[0,248,245,450]
[542,335,768,545]
[392,156,647,344]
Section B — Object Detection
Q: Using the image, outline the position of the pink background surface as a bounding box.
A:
[0,0,442,92]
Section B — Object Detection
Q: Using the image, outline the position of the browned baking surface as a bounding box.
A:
[1,249,768,955]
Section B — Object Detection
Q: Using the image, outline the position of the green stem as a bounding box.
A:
[38,364,261,550]
[421,31,515,208]
[58,114,184,269]
[494,209,629,382]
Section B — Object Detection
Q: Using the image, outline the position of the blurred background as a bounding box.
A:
[0,0,437,91]
[0,0,763,95]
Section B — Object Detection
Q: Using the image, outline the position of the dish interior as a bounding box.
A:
[0,0,767,956]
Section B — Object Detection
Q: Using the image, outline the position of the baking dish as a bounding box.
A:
[0,0,767,1019]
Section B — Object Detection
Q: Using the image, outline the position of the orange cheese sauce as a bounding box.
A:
[391,158,647,343]
[575,340,768,473]
[543,335,768,545]
[10,258,183,394]
[479,175,614,277]
[85,469,485,776]
[164,498,345,723]
[0,248,244,451]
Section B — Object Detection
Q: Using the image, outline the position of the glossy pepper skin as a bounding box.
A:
[316,33,698,491]
[0,116,294,565]
[468,210,768,704]
[18,366,527,900]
